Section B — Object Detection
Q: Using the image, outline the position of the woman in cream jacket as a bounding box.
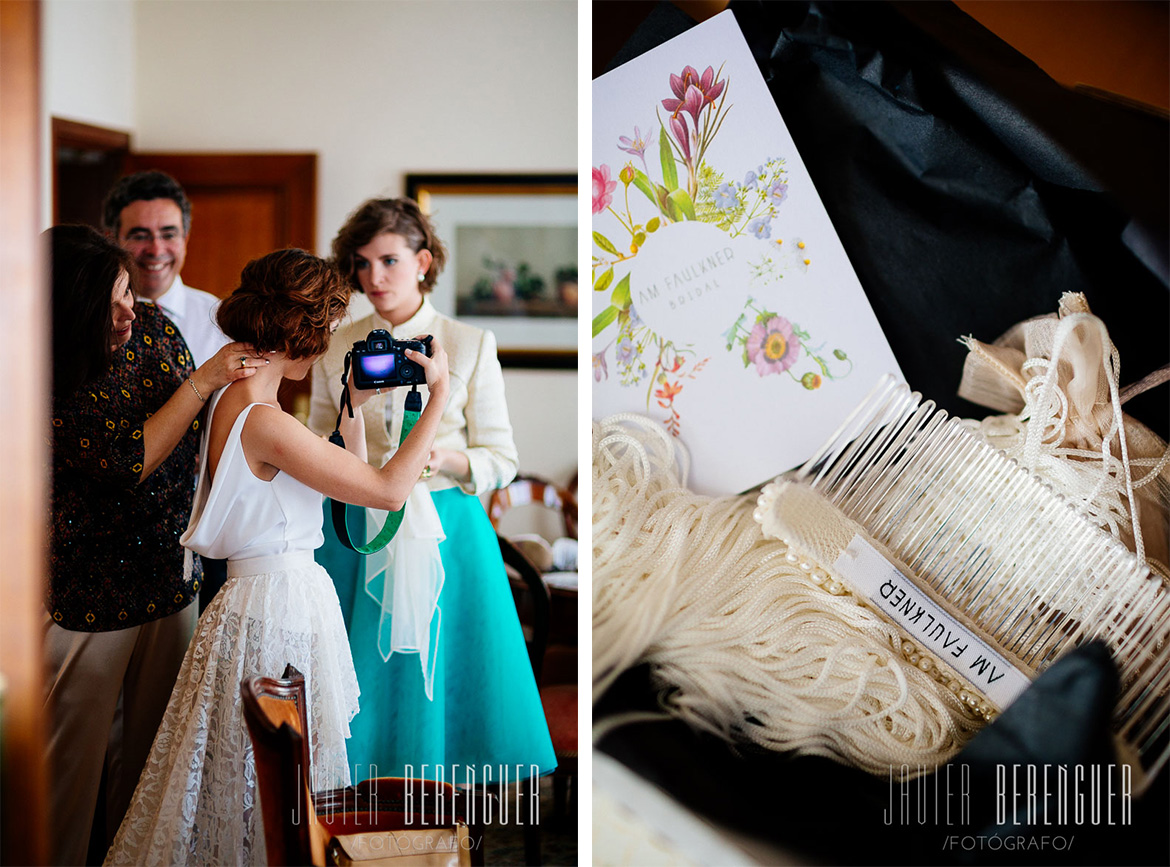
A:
[308,197,554,780]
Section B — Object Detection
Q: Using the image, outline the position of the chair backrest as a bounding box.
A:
[563,471,578,540]
[488,474,577,541]
[498,536,551,684]
[240,665,326,866]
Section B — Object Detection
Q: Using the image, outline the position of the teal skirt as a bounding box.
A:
[317,487,556,778]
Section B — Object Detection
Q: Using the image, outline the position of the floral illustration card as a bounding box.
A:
[592,10,902,495]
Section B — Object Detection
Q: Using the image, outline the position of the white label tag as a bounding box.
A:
[833,535,1032,710]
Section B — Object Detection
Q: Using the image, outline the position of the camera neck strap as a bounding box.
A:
[328,352,423,553]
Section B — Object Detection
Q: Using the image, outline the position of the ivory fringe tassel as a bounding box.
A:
[592,413,982,775]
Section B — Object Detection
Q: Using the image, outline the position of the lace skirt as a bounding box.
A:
[105,551,360,866]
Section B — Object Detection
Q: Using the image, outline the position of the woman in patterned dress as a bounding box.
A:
[44,224,260,866]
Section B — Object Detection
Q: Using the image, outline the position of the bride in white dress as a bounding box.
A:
[105,248,450,865]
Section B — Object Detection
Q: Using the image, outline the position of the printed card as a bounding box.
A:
[592,10,902,495]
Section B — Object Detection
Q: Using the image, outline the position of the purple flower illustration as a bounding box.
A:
[669,115,691,160]
[748,217,772,239]
[678,85,705,123]
[592,349,608,382]
[746,316,800,377]
[662,65,726,114]
[616,335,635,365]
[658,63,731,203]
[743,169,759,192]
[714,182,737,210]
[767,180,788,205]
[628,304,644,328]
[618,126,652,165]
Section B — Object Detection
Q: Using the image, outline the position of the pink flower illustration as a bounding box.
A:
[592,165,617,214]
[746,316,800,377]
[669,115,691,160]
[680,85,705,123]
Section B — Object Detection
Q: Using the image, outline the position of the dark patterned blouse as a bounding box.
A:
[49,302,203,632]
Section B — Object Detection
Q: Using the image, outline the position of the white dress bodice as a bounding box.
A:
[181,396,324,561]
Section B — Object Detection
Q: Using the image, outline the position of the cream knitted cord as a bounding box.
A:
[593,414,981,775]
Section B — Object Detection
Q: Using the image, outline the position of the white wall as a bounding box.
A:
[133,0,577,259]
[40,0,136,225]
[42,0,579,486]
[503,369,579,488]
[137,0,579,485]
[42,0,135,128]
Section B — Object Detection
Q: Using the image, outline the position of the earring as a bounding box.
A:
[417,272,426,282]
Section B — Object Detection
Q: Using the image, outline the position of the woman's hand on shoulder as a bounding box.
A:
[194,343,268,393]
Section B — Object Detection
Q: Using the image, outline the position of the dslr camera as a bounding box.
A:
[349,329,433,390]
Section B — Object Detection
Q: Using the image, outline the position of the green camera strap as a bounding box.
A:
[328,351,422,553]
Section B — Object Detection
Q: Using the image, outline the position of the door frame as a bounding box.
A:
[51,117,131,225]
[0,2,50,863]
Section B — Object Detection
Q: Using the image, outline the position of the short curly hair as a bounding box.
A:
[331,197,448,294]
[101,170,192,236]
[216,249,351,360]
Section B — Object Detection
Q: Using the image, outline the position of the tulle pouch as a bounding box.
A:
[365,484,446,700]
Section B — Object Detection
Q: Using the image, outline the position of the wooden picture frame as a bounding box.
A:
[405,173,577,369]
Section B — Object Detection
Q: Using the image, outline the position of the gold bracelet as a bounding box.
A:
[187,377,205,402]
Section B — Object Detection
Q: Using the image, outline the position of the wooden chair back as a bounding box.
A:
[240,665,327,866]
[488,474,577,540]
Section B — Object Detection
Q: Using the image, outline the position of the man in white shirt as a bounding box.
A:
[101,171,228,367]
[102,171,231,617]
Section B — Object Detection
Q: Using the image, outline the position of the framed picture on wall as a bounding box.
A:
[405,173,577,368]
